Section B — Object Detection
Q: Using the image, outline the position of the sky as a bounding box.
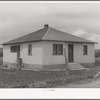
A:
[0,2,100,49]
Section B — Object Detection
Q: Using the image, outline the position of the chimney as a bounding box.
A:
[44,24,49,28]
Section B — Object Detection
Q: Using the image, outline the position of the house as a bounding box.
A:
[2,24,96,71]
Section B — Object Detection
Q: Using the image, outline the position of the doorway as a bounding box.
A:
[16,45,20,59]
[68,44,74,62]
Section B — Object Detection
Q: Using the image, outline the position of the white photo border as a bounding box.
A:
[0,1,100,99]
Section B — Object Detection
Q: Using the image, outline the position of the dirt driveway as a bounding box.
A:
[56,79,100,88]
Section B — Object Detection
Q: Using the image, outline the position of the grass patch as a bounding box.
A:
[0,66,99,88]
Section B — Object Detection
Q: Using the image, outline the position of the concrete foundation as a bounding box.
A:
[3,62,95,71]
[80,63,95,68]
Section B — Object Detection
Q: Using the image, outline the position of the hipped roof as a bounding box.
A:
[2,26,96,45]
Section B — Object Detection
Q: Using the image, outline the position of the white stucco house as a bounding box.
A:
[2,24,96,70]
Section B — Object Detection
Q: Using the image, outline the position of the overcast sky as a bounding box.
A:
[0,3,100,49]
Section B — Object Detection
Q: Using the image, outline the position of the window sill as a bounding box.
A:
[83,54,88,55]
[53,54,63,56]
[28,55,32,56]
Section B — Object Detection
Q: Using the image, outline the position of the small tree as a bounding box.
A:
[95,50,100,65]
[63,49,69,76]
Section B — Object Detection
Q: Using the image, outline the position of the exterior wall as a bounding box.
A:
[42,41,67,65]
[3,41,43,69]
[42,41,95,65]
[3,45,17,63]
[20,42,43,65]
[74,43,95,63]
[3,40,95,70]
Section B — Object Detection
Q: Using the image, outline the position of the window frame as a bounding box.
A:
[83,45,88,55]
[28,44,32,56]
[53,44,63,55]
[10,45,20,53]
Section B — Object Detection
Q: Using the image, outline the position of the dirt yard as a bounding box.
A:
[0,65,99,88]
[56,79,100,88]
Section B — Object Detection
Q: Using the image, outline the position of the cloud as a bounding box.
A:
[0,3,99,49]
[72,29,100,42]
[72,29,89,38]
[72,29,100,48]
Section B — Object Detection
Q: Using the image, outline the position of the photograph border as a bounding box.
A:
[0,0,100,99]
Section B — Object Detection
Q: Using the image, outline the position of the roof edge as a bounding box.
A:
[2,39,96,45]
[2,40,42,45]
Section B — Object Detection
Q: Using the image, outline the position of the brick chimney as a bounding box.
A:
[44,24,49,28]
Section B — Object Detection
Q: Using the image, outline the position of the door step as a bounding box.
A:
[68,63,89,70]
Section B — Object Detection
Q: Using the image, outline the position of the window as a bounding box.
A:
[53,44,63,55]
[28,44,32,55]
[10,45,20,52]
[83,45,88,55]
[59,44,63,55]
[53,44,57,55]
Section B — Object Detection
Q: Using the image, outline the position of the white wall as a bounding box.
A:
[42,41,95,65]
[20,42,43,65]
[3,41,43,65]
[3,41,95,65]
[3,45,17,63]
[42,41,67,65]
[74,43,95,63]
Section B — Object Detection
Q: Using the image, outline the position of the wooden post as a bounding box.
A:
[63,49,69,76]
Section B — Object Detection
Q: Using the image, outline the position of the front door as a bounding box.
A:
[68,44,74,62]
[17,45,20,59]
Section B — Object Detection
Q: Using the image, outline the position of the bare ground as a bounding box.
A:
[0,64,99,88]
[55,79,100,88]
